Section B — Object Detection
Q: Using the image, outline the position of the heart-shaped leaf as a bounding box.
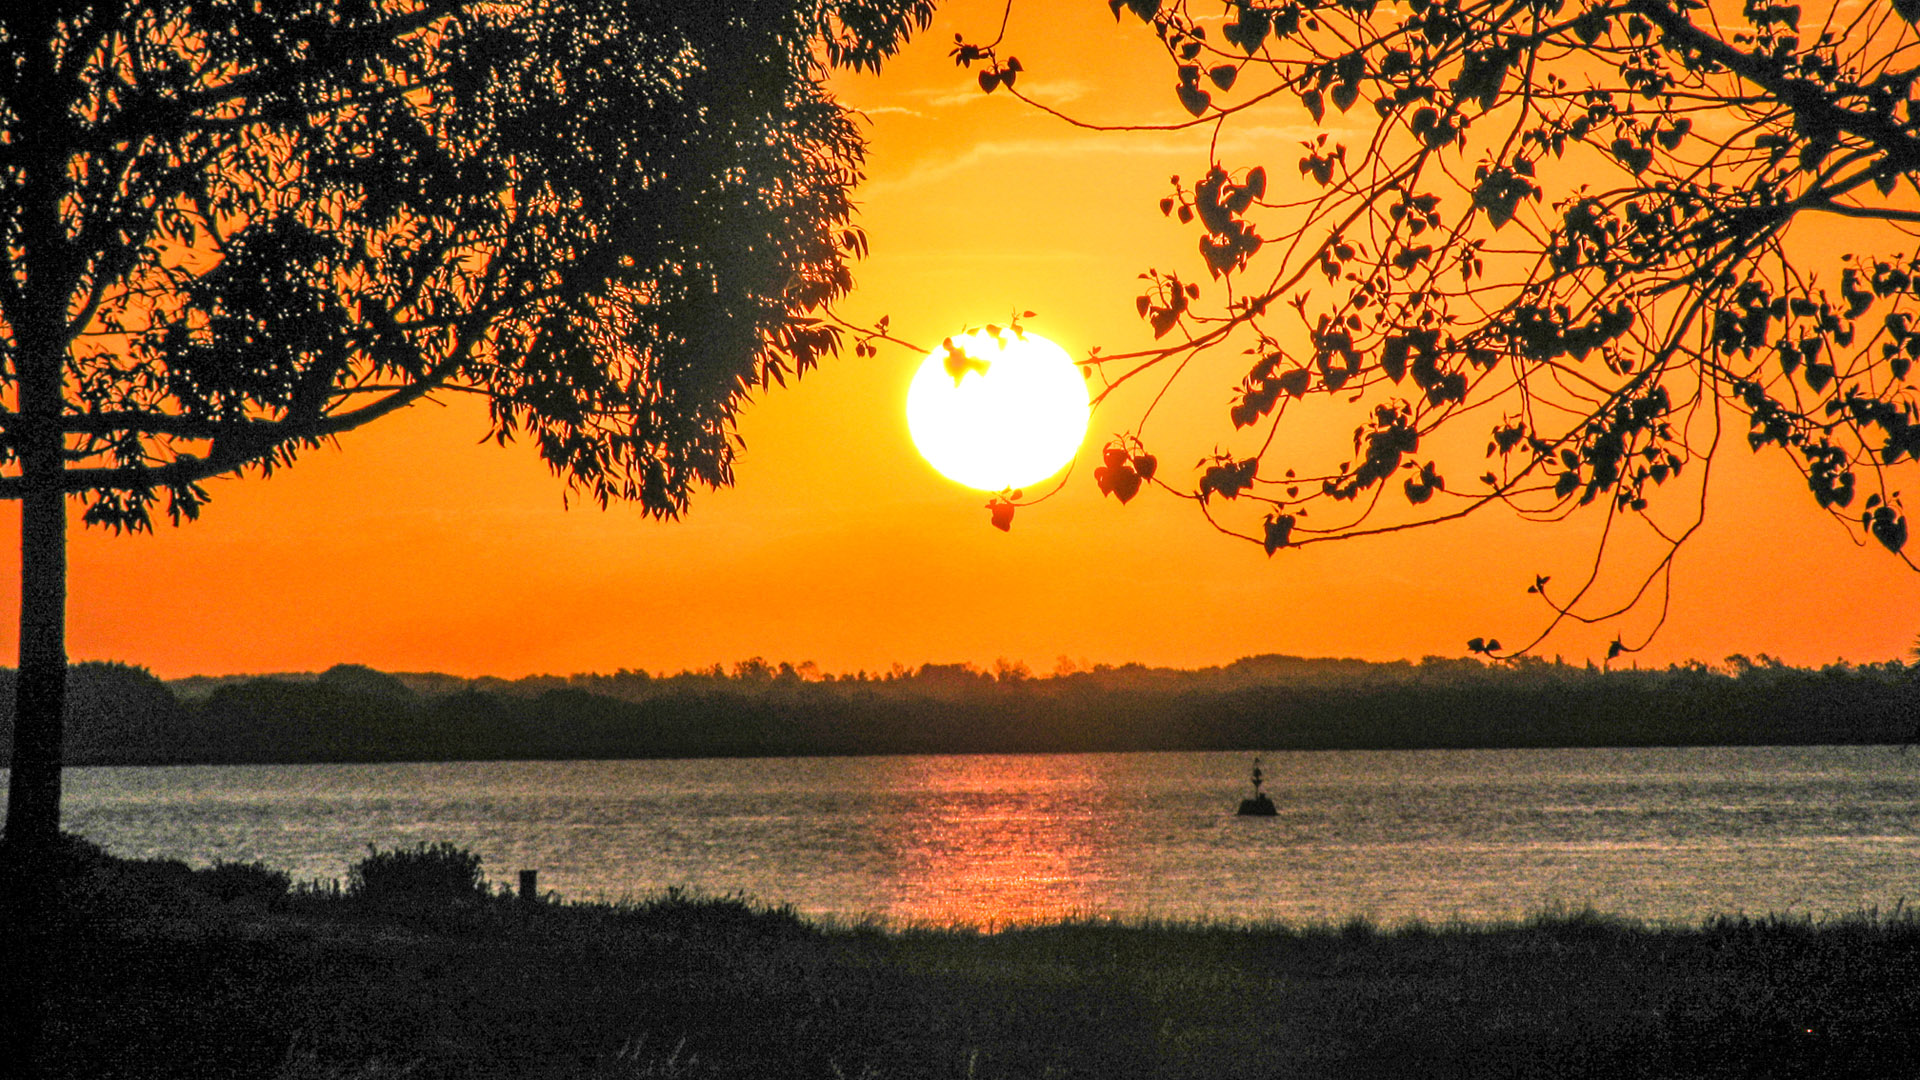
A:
[1096,460,1141,502]
[1263,514,1295,554]
[1381,336,1410,382]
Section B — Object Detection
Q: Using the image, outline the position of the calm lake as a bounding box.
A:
[44,746,1920,928]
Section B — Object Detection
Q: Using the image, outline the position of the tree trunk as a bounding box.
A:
[2,277,70,849]
[0,339,67,1080]
[4,254,72,853]
[3,19,73,1076]
[4,472,66,848]
[3,59,72,850]
[1,296,73,1080]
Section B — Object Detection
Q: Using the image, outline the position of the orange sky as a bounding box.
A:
[4,0,1918,679]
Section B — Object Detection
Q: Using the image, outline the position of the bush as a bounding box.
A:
[195,860,292,907]
[347,841,488,908]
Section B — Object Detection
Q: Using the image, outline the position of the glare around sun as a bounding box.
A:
[906,328,1090,492]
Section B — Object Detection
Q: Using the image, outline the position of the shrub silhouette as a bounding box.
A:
[348,842,487,908]
[194,860,291,908]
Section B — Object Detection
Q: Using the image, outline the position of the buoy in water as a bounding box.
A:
[1236,757,1278,816]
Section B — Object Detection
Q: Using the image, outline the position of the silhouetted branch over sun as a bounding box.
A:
[950,0,1920,658]
[0,0,935,850]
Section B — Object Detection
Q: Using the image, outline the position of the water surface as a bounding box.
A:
[42,746,1920,927]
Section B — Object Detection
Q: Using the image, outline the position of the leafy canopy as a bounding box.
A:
[0,0,933,525]
[948,0,1920,656]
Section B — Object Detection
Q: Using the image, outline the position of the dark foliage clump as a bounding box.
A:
[193,860,292,908]
[0,663,190,766]
[348,842,489,908]
[315,664,416,701]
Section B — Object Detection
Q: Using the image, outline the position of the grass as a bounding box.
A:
[7,836,1920,1079]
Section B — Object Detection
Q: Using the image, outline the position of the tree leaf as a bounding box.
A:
[1224,9,1270,52]
[1099,463,1142,502]
[1263,514,1295,554]
[1380,337,1409,382]
[1870,506,1908,552]
[1301,89,1325,124]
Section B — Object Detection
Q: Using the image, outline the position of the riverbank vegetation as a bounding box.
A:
[8,836,1919,1079]
[2,654,1916,766]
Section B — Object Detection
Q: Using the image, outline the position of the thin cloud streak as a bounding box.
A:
[917,78,1095,109]
[860,122,1370,197]
[850,104,927,119]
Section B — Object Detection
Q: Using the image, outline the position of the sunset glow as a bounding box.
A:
[20,5,1920,1074]
[3,0,1919,680]
[906,328,1089,492]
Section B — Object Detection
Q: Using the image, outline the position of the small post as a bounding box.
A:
[518,869,539,905]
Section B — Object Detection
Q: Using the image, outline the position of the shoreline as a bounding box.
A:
[9,836,1920,1079]
[14,738,1920,771]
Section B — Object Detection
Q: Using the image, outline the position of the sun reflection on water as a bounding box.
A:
[877,754,1126,928]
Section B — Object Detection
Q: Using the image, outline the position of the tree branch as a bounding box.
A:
[1626,0,1920,173]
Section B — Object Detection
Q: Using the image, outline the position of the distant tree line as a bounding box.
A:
[1,654,1915,767]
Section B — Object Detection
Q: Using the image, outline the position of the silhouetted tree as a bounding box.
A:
[316,663,415,700]
[0,0,933,850]
[935,0,1920,656]
[0,661,186,764]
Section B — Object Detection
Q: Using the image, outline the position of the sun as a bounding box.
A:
[906,328,1090,492]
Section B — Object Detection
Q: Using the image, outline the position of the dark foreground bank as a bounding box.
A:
[4,837,1919,1080]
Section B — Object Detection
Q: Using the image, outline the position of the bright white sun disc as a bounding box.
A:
[907,329,1090,491]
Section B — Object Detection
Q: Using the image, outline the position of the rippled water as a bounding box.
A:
[32,746,1920,927]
